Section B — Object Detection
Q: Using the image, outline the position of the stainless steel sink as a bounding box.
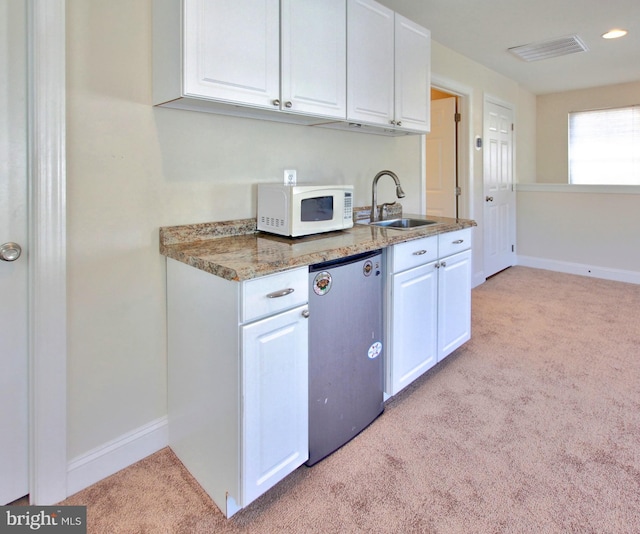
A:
[367,218,439,230]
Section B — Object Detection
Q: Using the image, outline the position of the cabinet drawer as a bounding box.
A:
[438,228,472,258]
[241,267,308,323]
[389,235,438,273]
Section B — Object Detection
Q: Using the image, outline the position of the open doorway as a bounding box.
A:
[423,78,471,224]
[426,88,459,218]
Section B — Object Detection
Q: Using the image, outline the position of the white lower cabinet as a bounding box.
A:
[388,260,439,395]
[437,249,472,360]
[241,307,309,507]
[385,229,472,396]
[166,259,308,518]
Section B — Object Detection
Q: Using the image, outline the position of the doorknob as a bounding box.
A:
[0,242,22,262]
[485,196,494,202]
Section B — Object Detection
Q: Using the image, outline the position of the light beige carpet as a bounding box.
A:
[61,266,640,533]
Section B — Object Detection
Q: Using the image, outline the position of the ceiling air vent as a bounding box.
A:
[508,34,588,62]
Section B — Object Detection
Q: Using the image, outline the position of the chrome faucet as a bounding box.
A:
[370,170,405,222]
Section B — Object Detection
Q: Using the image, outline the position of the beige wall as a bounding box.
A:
[517,81,640,276]
[537,80,640,183]
[517,189,640,275]
[66,0,425,458]
[515,88,537,184]
[66,0,537,461]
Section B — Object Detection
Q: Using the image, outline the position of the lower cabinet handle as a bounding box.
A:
[413,250,428,255]
[301,309,310,318]
[452,239,464,244]
[266,288,295,299]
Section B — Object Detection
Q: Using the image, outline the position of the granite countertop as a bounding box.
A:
[160,215,477,282]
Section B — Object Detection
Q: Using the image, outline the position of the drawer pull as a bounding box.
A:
[452,239,464,244]
[413,250,428,256]
[266,288,295,299]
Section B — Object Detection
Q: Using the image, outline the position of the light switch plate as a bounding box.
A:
[284,169,297,185]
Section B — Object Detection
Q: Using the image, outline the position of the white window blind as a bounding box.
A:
[569,105,640,185]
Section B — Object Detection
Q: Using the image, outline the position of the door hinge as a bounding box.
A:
[511,123,514,131]
[455,186,462,196]
[512,244,515,252]
[454,112,461,122]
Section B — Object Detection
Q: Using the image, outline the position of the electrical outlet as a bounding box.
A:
[284,169,297,186]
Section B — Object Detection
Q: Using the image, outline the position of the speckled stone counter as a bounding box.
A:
[159,215,476,281]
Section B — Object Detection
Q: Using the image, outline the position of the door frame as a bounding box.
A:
[27,0,67,504]
[422,75,482,285]
[421,74,473,221]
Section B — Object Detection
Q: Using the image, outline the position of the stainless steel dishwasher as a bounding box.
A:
[306,250,384,466]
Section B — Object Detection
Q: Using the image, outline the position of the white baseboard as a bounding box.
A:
[472,271,486,288]
[516,256,640,285]
[66,416,169,497]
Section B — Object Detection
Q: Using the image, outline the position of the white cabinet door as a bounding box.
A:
[437,250,472,360]
[281,0,346,119]
[394,13,430,132]
[347,0,430,132]
[183,0,280,108]
[242,304,309,507]
[347,0,394,126]
[387,262,438,396]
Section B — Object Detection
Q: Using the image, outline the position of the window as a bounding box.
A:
[568,105,640,185]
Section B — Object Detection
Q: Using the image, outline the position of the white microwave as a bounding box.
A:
[257,184,354,237]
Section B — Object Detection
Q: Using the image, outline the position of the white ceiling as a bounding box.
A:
[379,0,640,95]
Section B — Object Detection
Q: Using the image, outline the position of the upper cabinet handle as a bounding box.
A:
[266,288,295,299]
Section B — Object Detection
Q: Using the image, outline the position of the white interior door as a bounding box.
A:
[426,97,457,217]
[0,0,29,505]
[483,99,516,278]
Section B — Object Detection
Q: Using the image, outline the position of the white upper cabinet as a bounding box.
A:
[347,0,430,133]
[346,0,395,127]
[153,0,429,134]
[154,0,346,122]
[182,0,280,108]
[281,0,347,118]
[394,14,431,132]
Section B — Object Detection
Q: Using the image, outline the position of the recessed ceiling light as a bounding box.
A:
[602,29,628,39]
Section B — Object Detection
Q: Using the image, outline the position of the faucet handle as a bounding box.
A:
[379,202,397,220]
